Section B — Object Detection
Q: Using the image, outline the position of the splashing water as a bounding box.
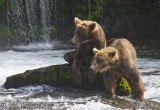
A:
[0,38,160,109]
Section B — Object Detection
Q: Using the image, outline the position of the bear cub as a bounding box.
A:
[89,38,144,101]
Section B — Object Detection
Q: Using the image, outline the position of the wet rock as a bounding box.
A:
[4,64,131,96]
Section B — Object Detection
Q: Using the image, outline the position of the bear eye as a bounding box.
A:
[96,57,103,63]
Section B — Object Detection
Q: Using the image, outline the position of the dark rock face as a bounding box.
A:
[103,0,160,39]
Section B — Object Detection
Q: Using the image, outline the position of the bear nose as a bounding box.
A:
[89,66,94,72]
[70,39,73,43]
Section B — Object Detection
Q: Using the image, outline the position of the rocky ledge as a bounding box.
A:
[4,64,131,96]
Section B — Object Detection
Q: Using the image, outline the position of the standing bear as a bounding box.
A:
[89,38,144,101]
[64,17,106,85]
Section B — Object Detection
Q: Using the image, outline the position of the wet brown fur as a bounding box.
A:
[89,38,144,101]
[64,17,106,85]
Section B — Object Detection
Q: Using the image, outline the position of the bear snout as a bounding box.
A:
[88,66,98,83]
[89,66,94,73]
[70,38,74,44]
[71,37,79,46]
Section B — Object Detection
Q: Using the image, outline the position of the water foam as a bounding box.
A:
[67,101,121,110]
[28,95,121,110]
[137,58,160,102]
[0,49,67,85]
[13,42,53,51]
[12,40,71,51]
[0,85,56,101]
[0,87,123,110]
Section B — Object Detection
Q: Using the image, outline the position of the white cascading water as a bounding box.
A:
[7,0,27,44]
[7,0,51,45]
[40,0,50,43]
[25,0,37,44]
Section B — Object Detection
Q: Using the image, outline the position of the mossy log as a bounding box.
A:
[4,64,131,96]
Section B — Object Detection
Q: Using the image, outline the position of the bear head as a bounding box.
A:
[89,47,119,73]
[71,17,97,49]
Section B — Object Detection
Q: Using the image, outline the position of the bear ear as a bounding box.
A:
[74,17,82,25]
[93,48,99,54]
[88,22,96,31]
[108,50,117,58]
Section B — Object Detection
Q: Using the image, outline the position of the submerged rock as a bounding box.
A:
[0,97,160,110]
[4,64,131,95]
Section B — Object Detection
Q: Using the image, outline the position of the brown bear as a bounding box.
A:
[64,17,106,85]
[89,38,144,101]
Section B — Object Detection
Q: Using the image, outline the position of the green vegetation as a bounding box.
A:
[0,25,14,46]
[116,78,132,96]
[0,0,5,7]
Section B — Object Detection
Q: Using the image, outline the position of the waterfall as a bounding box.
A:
[25,0,36,44]
[7,0,51,45]
[40,0,50,43]
[100,0,104,24]
[7,0,26,44]
[54,0,57,24]
[88,0,91,18]
[62,0,64,25]
[6,0,104,46]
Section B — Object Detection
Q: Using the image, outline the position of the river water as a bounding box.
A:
[0,38,160,109]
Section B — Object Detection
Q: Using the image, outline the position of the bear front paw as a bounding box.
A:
[132,95,144,101]
[105,92,116,99]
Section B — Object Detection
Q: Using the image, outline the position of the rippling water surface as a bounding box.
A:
[0,39,160,109]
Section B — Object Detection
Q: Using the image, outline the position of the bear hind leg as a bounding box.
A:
[128,67,144,101]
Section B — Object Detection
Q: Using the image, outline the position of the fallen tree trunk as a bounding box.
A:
[3,64,131,95]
